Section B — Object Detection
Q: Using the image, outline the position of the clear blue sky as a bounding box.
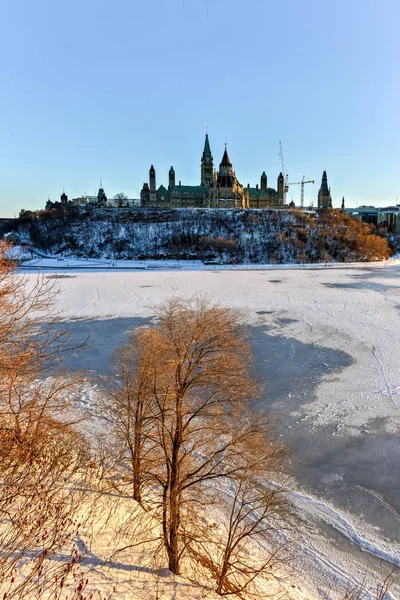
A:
[1,0,399,216]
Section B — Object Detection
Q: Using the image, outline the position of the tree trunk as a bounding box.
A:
[216,545,230,594]
[132,404,142,504]
[166,392,183,574]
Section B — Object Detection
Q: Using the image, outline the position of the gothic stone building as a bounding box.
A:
[140,134,284,209]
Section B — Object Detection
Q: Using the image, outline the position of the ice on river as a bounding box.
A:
[24,258,400,598]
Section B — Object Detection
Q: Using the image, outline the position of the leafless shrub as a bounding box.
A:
[0,240,100,599]
[341,569,396,600]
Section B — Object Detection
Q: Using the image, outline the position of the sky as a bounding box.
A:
[0,0,399,216]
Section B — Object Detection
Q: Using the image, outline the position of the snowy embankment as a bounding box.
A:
[20,253,400,272]
[26,483,308,600]
[21,259,400,599]
[16,207,391,264]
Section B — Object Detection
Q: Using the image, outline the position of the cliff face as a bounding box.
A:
[17,208,391,263]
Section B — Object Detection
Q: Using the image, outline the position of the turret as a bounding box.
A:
[140,182,150,207]
[260,171,267,191]
[149,165,156,192]
[277,172,284,205]
[97,184,107,206]
[60,190,68,205]
[169,166,175,191]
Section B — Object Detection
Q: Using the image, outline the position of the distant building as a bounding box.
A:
[107,197,140,208]
[140,134,284,209]
[46,186,140,211]
[245,171,281,209]
[70,195,93,206]
[346,205,378,225]
[346,205,400,232]
[42,139,341,214]
[380,207,400,232]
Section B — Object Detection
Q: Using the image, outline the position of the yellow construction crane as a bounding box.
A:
[288,176,314,208]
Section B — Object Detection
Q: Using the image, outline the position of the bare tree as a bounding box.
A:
[0,416,92,599]
[103,297,291,593]
[99,327,161,504]
[181,420,291,597]
[113,192,128,208]
[213,458,290,596]
[148,298,257,574]
[0,241,69,378]
[0,240,99,598]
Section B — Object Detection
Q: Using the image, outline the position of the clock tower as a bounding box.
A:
[200,132,214,187]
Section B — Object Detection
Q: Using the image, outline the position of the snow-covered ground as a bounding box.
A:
[22,257,400,598]
[21,254,399,271]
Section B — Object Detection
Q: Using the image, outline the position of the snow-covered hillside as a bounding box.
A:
[17,208,391,263]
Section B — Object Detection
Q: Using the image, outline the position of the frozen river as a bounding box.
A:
[27,260,400,598]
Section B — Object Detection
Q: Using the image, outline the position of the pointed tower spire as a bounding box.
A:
[201,132,214,187]
[220,146,232,168]
[320,171,329,195]
[204,132,211,155]
[217,145,235,188]
[341,196,345,212]
[318,170,332,209]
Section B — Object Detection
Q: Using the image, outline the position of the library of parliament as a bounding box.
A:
[140,134,285,209]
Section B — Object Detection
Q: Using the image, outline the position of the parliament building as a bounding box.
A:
[140,134,285,209]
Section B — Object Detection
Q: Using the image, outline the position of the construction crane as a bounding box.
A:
[288,176,314,208]
[279,141,289,205]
